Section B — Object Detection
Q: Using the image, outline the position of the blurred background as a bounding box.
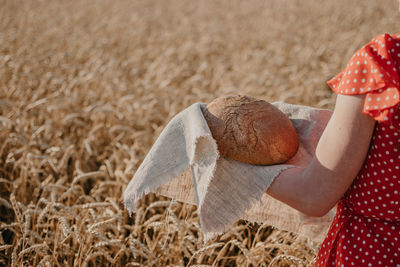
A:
[0,0,399,266]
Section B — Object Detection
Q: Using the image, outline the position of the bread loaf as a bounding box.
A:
[203,95,299,165]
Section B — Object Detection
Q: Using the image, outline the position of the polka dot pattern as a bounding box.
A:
[314,34,400,266]
[327,34,400,124]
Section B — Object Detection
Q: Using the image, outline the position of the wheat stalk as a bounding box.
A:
[10,194,22,225]
[18,243,48,257]
[187,243,225,266]
[72,171,106,185]
[0,244,13,251]
[268,254,306,267]
[0,197,12,209]
[82,251,113,267]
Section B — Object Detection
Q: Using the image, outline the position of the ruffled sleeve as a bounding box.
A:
[327,34,400,124]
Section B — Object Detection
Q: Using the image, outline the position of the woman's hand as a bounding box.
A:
[266,94,376,217]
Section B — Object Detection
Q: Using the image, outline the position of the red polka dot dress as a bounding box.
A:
[314,34,400,267]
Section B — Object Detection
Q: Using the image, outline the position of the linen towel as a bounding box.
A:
[124,102,334,242]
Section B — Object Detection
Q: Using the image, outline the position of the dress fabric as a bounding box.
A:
[314,34,400,266]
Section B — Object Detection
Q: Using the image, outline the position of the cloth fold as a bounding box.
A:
[124,102,334,243]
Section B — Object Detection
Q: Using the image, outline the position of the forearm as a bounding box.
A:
[266,159,336,217]
[266,166,312,215]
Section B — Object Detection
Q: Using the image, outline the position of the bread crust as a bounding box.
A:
[203,95,299,165]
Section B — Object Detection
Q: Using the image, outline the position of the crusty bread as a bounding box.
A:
[203,95,299,165]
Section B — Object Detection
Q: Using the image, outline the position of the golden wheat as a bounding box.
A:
[0,0,399,266]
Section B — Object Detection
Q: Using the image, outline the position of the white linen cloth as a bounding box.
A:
[124,102,334,243]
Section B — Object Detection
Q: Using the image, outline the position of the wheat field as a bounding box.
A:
[0,0,399,266]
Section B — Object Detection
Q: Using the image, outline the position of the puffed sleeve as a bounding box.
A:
[327,34,400,124]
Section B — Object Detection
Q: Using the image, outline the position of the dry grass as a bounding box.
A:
[0,0,398,266]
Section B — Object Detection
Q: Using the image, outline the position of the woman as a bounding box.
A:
[267,34,400,266]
